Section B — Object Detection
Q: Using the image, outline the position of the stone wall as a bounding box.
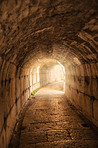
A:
[0,64,40,148]
[0,0,98,147]
[65,62,98,127]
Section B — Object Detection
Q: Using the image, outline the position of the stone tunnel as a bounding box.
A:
[0,0,98,147]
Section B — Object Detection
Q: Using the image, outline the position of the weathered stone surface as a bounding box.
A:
[9,85,98,148]
[0,0,98,66]
[0,0,98,147]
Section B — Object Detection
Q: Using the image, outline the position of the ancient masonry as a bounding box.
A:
[0,0,98,147]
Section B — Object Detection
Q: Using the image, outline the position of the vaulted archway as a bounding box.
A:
[0,0,98,147]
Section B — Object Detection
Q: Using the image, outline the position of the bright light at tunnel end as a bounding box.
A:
[37,66,40,82]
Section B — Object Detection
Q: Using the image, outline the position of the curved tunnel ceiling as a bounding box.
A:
[0,0,98,71]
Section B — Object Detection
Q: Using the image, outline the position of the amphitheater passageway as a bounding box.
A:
[9,82,98,148]
[0,0,98,147]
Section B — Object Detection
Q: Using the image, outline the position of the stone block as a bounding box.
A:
[92,79,98,99]
[93,100,98,121]
[82,96,92,118]
[78,93,84,109]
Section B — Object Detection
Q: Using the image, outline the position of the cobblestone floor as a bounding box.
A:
[9,84,98,148]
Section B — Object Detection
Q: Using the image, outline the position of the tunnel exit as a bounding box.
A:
[35,60,65,92]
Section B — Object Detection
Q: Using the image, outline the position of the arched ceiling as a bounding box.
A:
[0,0,98,70]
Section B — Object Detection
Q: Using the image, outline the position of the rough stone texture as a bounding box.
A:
[9,84,98,148]
[65,63,98,127]
[0,0,98,147]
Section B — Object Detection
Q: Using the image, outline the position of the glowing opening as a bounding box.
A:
[57,61,65,79]
[30,59,65,95]
[39,60,65,92]
[37,66,40,82]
